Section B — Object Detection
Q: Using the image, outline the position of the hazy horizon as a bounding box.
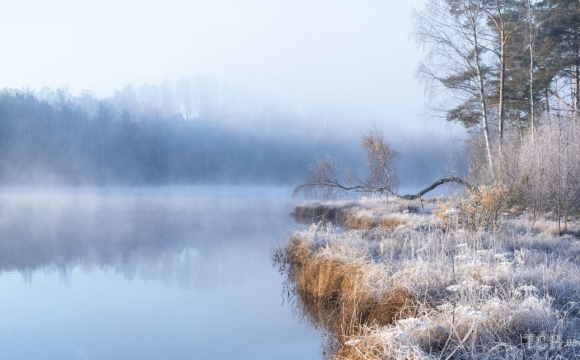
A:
[0,0,469,189]
[0,0,465,137]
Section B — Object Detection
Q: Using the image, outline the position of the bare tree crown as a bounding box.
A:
[294,127,475,199]
[361,127,400,192]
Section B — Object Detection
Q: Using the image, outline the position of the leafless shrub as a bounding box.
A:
[434,184,508,231]
[293,157,356,198]
[361,126,400,192]
[467,113,580,233]
[293,127,402,199]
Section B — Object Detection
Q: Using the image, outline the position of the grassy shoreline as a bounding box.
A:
[276,196,580,359]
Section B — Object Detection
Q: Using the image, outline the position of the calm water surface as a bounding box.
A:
[0,187,320,360]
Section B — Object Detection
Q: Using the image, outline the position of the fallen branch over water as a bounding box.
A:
[294,175,476,200]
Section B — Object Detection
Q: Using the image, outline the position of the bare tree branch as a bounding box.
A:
[293,174,475,200]
[293,128,476,200]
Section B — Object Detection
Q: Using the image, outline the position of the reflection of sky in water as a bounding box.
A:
[0,187,320,360]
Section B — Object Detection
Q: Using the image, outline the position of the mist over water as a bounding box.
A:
[0,187,320,360]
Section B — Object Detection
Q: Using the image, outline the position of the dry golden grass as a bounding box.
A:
[375,217,408,230]
[283,235,417,339]
[292,197,431,231]
[344,215,407,230]
[344,215,375,230]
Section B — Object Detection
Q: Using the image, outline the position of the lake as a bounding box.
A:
[0,187,320,360]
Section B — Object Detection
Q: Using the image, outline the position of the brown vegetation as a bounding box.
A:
[280,236,417,338]
[292,202,410,231]
[344,215,407,231]
[433,185,508,230]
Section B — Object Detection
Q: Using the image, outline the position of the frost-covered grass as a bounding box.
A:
[277,197,580,360]
[292,196,435,231]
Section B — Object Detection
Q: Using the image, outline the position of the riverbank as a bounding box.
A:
[276,196,580,359]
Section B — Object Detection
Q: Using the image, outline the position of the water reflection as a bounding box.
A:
[0,189,292,286]
[0,187,321,360]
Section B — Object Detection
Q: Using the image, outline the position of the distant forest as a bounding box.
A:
[0,81,462,187]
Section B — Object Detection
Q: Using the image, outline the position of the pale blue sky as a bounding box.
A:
[0,0,462,134]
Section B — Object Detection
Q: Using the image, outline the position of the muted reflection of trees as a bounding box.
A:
[0,193,289,287]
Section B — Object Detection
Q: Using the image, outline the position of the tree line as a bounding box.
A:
[0,83,461,187]
[0,85,334,185]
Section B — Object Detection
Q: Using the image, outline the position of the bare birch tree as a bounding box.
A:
[413,0,495,170]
